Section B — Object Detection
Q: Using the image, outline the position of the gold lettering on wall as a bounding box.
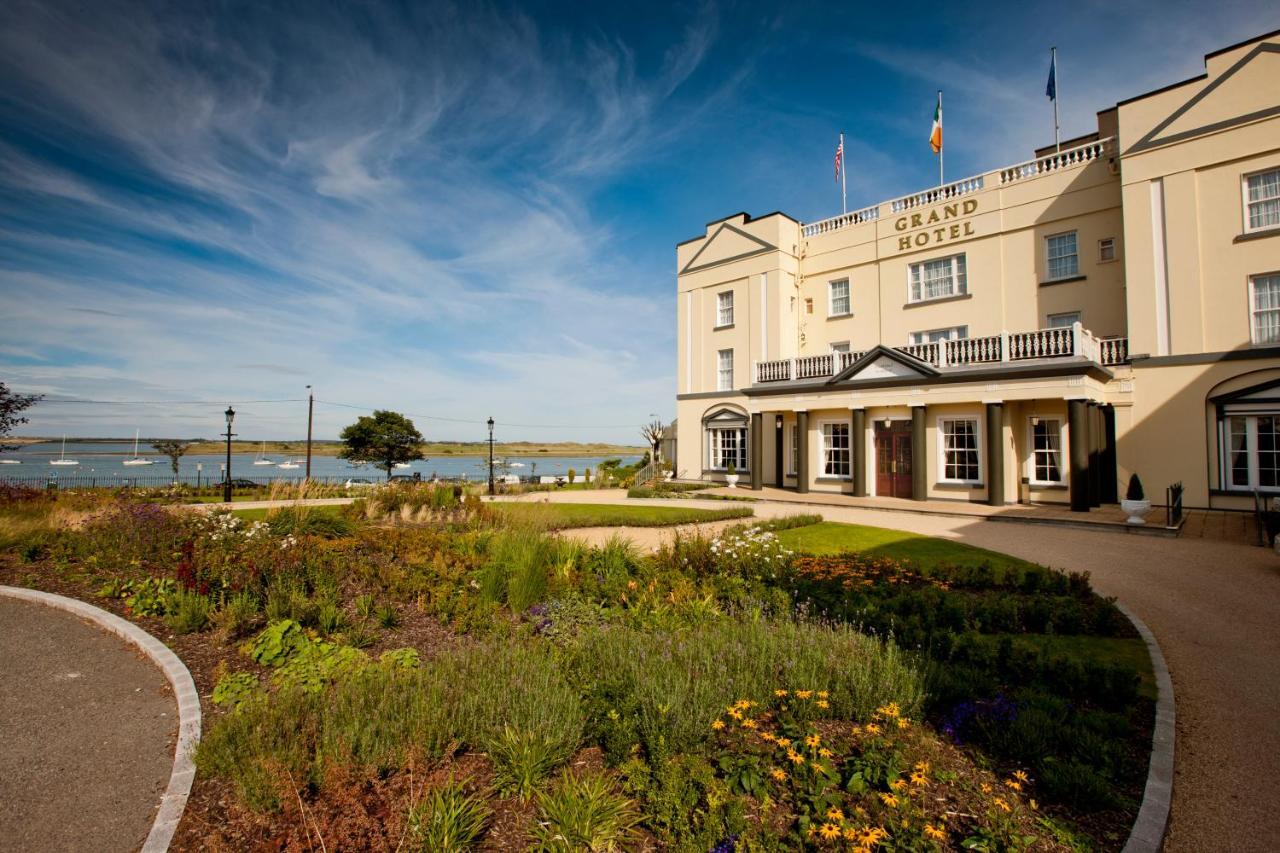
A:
[893,199,979,251]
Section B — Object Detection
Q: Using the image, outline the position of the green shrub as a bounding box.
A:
[245,619,308,667]
[531,771,640,852]
[267,507,355,538]
[166,589,212,634]
[124,577,176,617]
[213,590,261,640]
[376,602,401,629]
[487,725,573,799]
[315,601,348,635]
[272,641,367,694]
[354,593,377,620]
[212,671,260,709]
[407,780,491,852]
[379,647,420,669]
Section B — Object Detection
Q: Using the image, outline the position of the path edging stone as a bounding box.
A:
[0,586,201,853]
[1116,602,1175,853]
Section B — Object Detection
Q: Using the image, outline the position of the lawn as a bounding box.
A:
[230,505,348,522]
[488,501,753,529]
[777,520,1038,576]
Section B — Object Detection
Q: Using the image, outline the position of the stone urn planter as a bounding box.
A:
[1121,473,1151,525]
[725,465,739,488]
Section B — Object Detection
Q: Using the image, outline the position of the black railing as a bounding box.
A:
[1165,481,1183,528]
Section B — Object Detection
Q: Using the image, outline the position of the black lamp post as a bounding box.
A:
[487,417,495,496]
[223,406,236,503]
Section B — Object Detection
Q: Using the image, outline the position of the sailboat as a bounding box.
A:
[277,459,301,470]
[49,435,79,466]
[253,441,276,466]
[0,458,19,464]
[393,461,411,469]
[122,429,155,466]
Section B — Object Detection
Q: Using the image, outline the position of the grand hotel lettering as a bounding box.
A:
[894,199,979,251]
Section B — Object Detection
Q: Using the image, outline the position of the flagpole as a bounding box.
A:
[938,90,944,187]
[1052,47,1060,153]
[840,131,847,215]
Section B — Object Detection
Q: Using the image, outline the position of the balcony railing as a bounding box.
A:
[800,137,1115,239]
[752,323,1129,384]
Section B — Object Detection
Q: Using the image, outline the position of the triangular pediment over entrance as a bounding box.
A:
[1129,41,1280,154]
[827,345,939,385]
[679,223,777,275]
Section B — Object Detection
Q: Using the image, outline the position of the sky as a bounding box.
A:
[1,0,1275,443]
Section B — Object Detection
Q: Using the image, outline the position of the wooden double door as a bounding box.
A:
[875,421,913,499]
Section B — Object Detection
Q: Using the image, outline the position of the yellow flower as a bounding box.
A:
[980,782,993,794]
[890,778,907,792]
[910,771,928,787]
[875,702,901,718]
[914,761,930,773]
[796,689,814,699]
[826,807,845,822]
[816,699,830,709]
[864,723,882,735]
[776,737,792,748]
[818,747,834,759]
[805,733,821,749]
[1013,769,1029,784]
[1003,778,1022,791]
[895,716,910,730]
[741,718,758,729]
[711,719,725,731]
[842,826,859,841]
[994,797,1012,813]
[770,767,787,782]
[774,689,789,697]
[878,793,899,808]
[727,707,742,720]
[787,749,805,765]
[1029,799,1038,811]
[817,690,829,699]
[760,731,777,742]
[923,823,946,841]
[819,822,841,841]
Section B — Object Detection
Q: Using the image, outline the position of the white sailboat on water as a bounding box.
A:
[49,435,79,467]
[253,441,276,466]
[277,459,301,470]
[122,429,155,466]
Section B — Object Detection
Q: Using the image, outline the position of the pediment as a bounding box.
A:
[680,223,777,275]
[1129,42,1280,154]
[702,406,748,426]
[828,345,939,385]
[1211,376,1280,407]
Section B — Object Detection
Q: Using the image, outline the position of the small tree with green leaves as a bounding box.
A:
[0,382,41,455]
[151,440,191,481]
[338,410,424,480]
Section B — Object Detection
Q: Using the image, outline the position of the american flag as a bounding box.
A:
[834,136,844,183]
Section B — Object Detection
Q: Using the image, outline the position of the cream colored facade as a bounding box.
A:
[674,31,1280,511]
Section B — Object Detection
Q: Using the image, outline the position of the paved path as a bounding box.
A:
[495,489,1280,852]
[0,597,176,853]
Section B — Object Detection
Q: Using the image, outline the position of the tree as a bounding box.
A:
[338,410,424,480]
[152,440,191,481]
[640,418,664,466]
[0,382,42,454]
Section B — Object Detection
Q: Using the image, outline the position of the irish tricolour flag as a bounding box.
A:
[929,93,942,154]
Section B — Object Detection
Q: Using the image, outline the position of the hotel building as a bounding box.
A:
[673,31,1280,512]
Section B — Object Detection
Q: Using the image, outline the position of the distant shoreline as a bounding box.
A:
[7,438,647,459]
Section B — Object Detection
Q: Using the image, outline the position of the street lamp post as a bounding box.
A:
[223,406,236,503]
[487,417,495,496]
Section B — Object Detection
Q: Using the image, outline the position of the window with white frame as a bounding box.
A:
[1047,312,1080,329]
[910,326,968,345]
[1251,274,1280,344]
[1245,169,1280,232]
[789,424,799,474]
[909,254,966,302]
[716,291,734,327]
[1046,231,1079,280]
[939,417,981,483]
[717,349,734,391]
[1098,237,1116,262]
[821,422,851,478]
[1223,414,1280,490]
[708,427,747,471]
[829,341,851,353]
[1029,418,1064,484]
[828,278,851,316]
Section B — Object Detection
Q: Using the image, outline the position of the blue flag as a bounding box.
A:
[1046,52,1057,101]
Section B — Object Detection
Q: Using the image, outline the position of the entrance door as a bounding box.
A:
[875,422,913,498]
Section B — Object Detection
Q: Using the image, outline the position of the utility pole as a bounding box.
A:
[305,385,314,480]
[487,417,495,496]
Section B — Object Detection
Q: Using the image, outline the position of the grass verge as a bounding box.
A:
[776,521,1038,576]
[488,502,752,530]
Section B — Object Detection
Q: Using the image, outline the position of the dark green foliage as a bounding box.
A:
[1126,473,1145,501]
[337,410,425,480]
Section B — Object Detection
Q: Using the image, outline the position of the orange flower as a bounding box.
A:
[741,718,758,729]
[818,747,834,759]
[776,737,792,748]
[923,823,945,841]
[711,719,725,731]
[994,798,1012,813]
[819,822,841,841]
[770,767,787,782]
[787,749,805,765]
[879,793,899,808]
[805,733,821,749]
[910,771,928,787]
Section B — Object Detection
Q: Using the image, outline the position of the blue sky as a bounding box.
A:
[1,0,1274,442]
